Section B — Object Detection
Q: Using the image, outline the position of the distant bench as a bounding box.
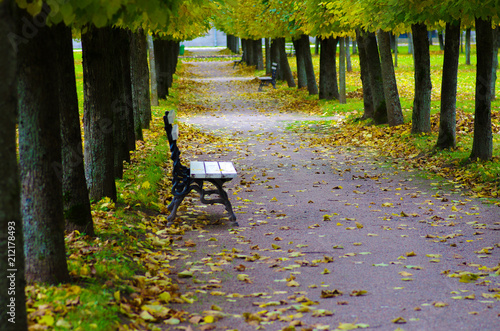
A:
[257,62,278,91]
[233,52,244,69]
[163,111,238,227]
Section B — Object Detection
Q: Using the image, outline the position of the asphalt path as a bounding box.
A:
[162,56,500,331]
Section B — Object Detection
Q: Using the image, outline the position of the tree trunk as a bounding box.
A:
[339,37,347,104]
[363,31,387,124]
[82,25,117,202]
[153,37,168,99]
[301,34,319,95]
[319,36,339,100]
[166,39,179,88]
[378,30,404,126]
[356,30,374,119]
[436,21,461,150]
[270,38,281,80]
[0,1,28,328]
[147,34,159,107]
[470,18,493,161]
[411,23,432,133]
[315,38,320,55]
[352,38,357,54]
[491,28,498,100]
[438,31,445,50]
[130,28,151,135]
[55,23,94,236]
[254,39,264,70]
[293,37,307,88]
[265,38,271,74]
[276,37,296,87]
[17,6,69,284]
[346,37,352,72]
[111,28,133,179]
[465,28,471,65]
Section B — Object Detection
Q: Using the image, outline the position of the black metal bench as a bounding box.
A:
[163,111,238,227]
[258,62,278,91]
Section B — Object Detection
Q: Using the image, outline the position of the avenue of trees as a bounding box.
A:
[1,0,499,329]
[215,0,499,162]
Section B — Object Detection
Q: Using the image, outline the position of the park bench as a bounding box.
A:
[257,62,278,91]
[163,110,238,227]
[233,52,244,69]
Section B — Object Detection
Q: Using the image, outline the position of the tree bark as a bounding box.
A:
[153,37,168,99]
[254,39,264,70]
[265,38,271,74]
[465,28,471,65]
[82,25,117,202]
[436,21,461,150]
[166,39,179,89]
[339,37,347,104]
[130,28,151,135]
[363,31,387,124]
[276,37,296,87]
[111,28,133,179]
[55,23,94,236]
[0,1,28,328]
[470,18,493,161]
[491,28,498,100]
[319,36,339,100]
[411,23,432,133]
[438,31,445,50]
[293,37,307,88]
[301,35,318,95]
[346,37,352,72]
[17,5,69,284]
[378,30,404,126]
[270,38,281,80]
[147,34,159,107]
[356,30,374,119]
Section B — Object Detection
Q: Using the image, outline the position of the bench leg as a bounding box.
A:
[167,194,187,226]
[194,179,238,227]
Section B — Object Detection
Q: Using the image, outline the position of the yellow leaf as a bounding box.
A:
[139,310,155,321]
[204,315,215,323]
[114,291,120,302]
[337,322,357,330]
[142,181,151,189]
[391,317,407,324]
[399,271,413,277]
[39,314,55,326]
[287,280,300,287]
[270,197,278,202]
[406,251,417,257]
[355,222,364,229]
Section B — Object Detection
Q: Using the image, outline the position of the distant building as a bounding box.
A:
[181,28,227,47]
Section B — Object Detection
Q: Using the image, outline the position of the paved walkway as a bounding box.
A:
[163,58,499,331]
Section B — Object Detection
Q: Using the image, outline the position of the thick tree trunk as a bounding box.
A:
[470,18,493,161]
[17,6,69,284]
[270,38,281,80]
[436,21,461,150]
[254,39,264,70]
[82,25,117,202]
[276,37,296,87]
[346,37,352,72]
[111,28,133,179]
[301,35,318,95]
[363,31,387,124]
[147,34,159,107]
[0,1,28,328]
[465,28,471,65]
[130,28,151,135]
[491,28,498,100]
[55,24,94,236]
[293,37,307,88]
[265,38,271,74]
[411,23,432,133]
[356,30,374,119]
[339,37,347,104]
[153,37,168,99]
[319,36,339,100]
[378,30,404,126]
[438,31,445,50]
[166,39,179,88]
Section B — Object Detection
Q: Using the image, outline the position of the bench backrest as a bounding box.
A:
[271,62,278,80]
[163,110,191,197]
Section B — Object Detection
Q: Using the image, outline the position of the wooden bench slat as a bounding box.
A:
[190,161,206,178]
[189,161,237,179]
[219,162,237,178]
